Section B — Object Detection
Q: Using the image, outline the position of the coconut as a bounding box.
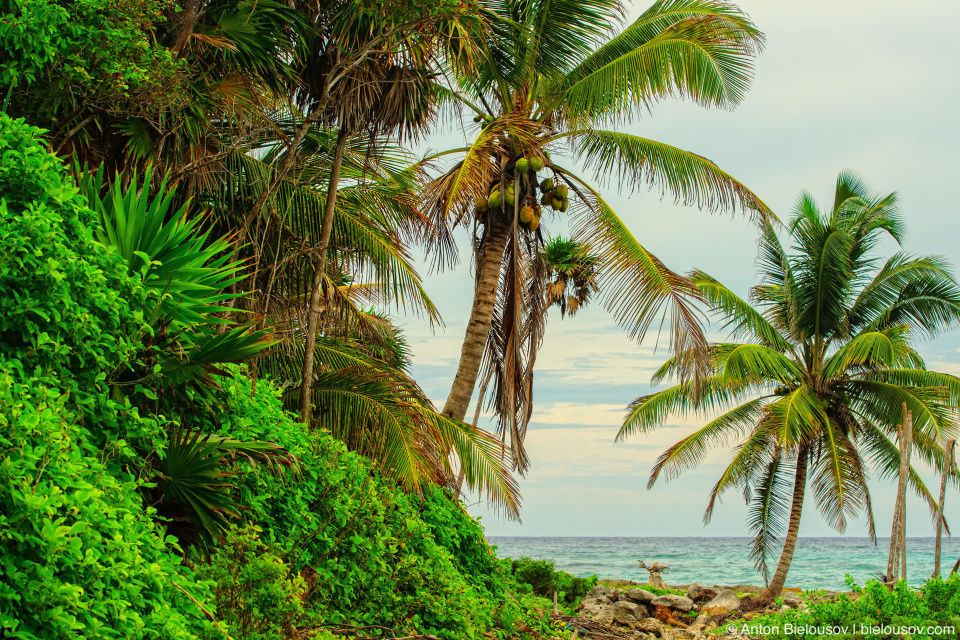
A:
[475,197,488,213]
[473,115,482,122]
[488,189,501,209]
[540,178,554,192]
[529,215,540,231]
[540,193,552,205]
[555,184,569,198]
[484,115,494,123]
[520,205,535,224]
[551,196,563,210]
[559,198,569,212]
[505,189,516,206]
[529,157,544,172]
[515,158,530,174]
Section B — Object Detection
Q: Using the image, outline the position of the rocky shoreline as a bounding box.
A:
[557,580,853,640]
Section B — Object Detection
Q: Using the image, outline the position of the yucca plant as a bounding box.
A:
[152,427,300,545]
[75,166,299,541]
[426,0,772,472]
[618,172,960,606]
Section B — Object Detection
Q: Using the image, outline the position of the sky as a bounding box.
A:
[398,0,960,537]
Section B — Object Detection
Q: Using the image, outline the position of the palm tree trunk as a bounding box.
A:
[933,439,956,578]
[441,223,509,421]
[886,405,912,583]
[299,129,349,423]
[754,450,808,607]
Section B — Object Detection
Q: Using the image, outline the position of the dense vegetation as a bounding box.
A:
[2,0,958,638]
[0,115,557,639]
[733,575,960,640]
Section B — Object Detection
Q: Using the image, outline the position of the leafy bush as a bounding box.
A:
[509,557,598,606]
[0,368,215,640]
[194,525,306,640]
[1,0,182,123]
[207,374,508,639]
[735,575,960,640]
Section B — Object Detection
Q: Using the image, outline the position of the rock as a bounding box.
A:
[613,600,648,624]
[623,588,659,605]
[638,617,667,637]
[782,596,802,608]
[577,598,605,617]
[688,615,709,631]
[700,589,740,616]
[686,583,718,602]
[651,595,694,613]
[593,604,616,625]
[586,585,617,601]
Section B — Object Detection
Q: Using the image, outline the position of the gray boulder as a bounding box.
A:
[637,618,667,637]
[700,589,740,616]
[593,604,616,625]
[613,600,648,623]
[622,588,658,605]
[583,585,615,605]
[651,595,694,613]
[577,598,605,617]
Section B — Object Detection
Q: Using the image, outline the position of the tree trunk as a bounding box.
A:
[933,439,955,578]
[440,223,509,421]
[886,405,912,583]
[299,129,349,424]
[752,450,809,607]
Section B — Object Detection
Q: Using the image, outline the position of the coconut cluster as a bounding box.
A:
[474,144,567,234]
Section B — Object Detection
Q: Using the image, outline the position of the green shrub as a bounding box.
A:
[194,525,306,640]
[0,368,215,640]
[734,575,960,640]
[509,557,598,606]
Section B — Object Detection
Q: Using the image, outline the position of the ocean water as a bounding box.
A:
[487,537,960,592]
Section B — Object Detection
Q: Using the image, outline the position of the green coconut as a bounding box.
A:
[475,197,488,213]
[520,205,535,224]
[555,184,569,199]
[505,189,516,206]
[540,178,555,192]
[484,115,495,123]
[515,158,530,174]
[551,197,563,210]
[559,198,569,212]
[529,157,544,172]
[529,215,540,232]
[473,115,482,122]
[540,193,552,205]
[488,189,501,209]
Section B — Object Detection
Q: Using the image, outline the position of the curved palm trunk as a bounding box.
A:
[754,450,809,607]
[441,224,509,421]
[299,129,349,423]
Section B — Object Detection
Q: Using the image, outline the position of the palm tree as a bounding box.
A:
[617,172,960,606]
[425,0,772,472]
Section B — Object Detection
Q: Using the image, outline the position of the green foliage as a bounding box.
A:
[737,576,960,640]
[194,525,306,640]
[0,368,216,640]
[0,115,146,378]
[509,557,598,606]
[0,0,181,119]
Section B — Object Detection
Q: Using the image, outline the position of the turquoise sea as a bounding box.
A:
[487,537,960,592]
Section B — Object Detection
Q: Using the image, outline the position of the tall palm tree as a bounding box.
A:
[617,172,960,606]
[425,0,772,472]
